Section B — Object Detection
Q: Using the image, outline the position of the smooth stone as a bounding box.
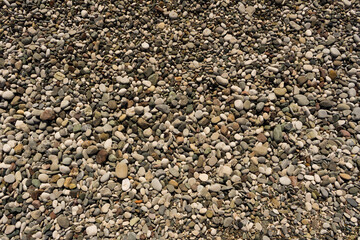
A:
[122,178,131,191]
[279,176,291,185]
[209,184,221,192]
[115,162,128,179]
[274,88,286,96]
[294,95,309,106]
[57,215,70,228]
[203,28,212,37]
[4,174,15,183]
[5,225,15,235]
[151,178,162,191]
[273,125,283,143]
[199,174,208,181]
[330,47,341,57]
[2,90,14,100]
[234,100,243,110]
[86,225,97,236]
[216,76,228,86]
[169,11,178,19]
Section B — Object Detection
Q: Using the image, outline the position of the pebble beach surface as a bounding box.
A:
[0,0,360,239]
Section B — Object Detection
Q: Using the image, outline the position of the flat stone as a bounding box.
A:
[346,198,358,207]
[5,225,15,235]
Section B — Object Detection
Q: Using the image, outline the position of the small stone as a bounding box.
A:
[54,72,65,80]
[141,42,149,50]
[108,100,117,110]
[203,28,212,37]
[273,125,283,142]
[130,217,140,226]
[86,225,97,236]
[199,174,208,181]
[5,225,15,235]
[253,143,268,156]
[209,184,221,192]
[38,174,49,182]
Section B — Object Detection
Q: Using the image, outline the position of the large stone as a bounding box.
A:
[57,215,70,228]
[273,125,283,142]
[96,149,108,164]
[253,143,268,156]
[86,225,97,236]
[115,162,128,179]
[279,176,291,185]
[151,178,162,191]
[216,76,229,86]
[294,94,309,106]
[40,109,56,121]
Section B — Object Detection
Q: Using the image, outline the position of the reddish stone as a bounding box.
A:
[340,130,351,137]
[40,109,56,121]
[257,133,267,143]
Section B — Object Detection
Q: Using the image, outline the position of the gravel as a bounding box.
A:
[0,1,359,239]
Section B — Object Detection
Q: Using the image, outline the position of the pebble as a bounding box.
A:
[169,11,178,19]
[86,225,97,236]
[216,76,228,86]
[151,178,162,191]
[115,162,128,179]
[2,91,14,100]
[279,176,291,185]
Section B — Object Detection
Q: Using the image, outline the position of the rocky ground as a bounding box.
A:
[0,0,360,239]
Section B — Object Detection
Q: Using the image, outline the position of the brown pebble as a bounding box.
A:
[96,149,108,164]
